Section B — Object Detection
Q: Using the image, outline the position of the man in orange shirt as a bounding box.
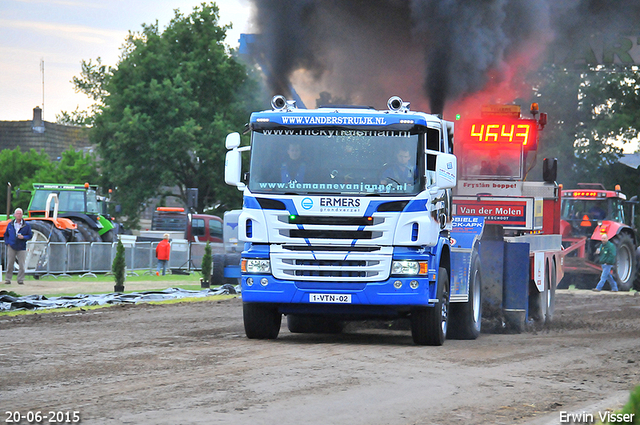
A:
[156,233,171,276]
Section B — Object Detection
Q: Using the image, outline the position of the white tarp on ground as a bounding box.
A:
[0,285,239,311]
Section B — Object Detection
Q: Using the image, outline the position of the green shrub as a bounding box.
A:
[201,241,212,283]
[600,384,640,425]
[616,385,640,424]
[112,240,126,287]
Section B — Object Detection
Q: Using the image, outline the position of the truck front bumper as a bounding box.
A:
[241,274,438,310]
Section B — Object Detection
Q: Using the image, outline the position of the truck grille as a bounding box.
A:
[274,213,385,243]
[270,246,392,282]
[288,259,369,277]
[289,229,373,239]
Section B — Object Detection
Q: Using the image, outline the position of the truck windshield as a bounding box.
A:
[561,198,625,222]
[458,142,522,180]
[248,128,423,195]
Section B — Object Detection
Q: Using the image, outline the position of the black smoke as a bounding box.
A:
[249,0,640,114]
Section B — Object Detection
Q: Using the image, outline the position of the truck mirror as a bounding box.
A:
[434,153,457,190]
[225,132,241,149]
[225,149,245,189]
[542,158,557,183]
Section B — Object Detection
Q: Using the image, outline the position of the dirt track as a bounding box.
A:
[1,290,639,425]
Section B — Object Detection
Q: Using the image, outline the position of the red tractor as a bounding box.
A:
[560,183,640,291]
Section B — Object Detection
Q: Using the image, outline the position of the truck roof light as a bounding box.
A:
[387,96,410,112]
[271,95,286,111]
[157,207,185,212]
[388,96,403,111]
[615,184,621,191]
[530,103,539,116]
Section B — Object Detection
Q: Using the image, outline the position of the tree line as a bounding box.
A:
[40,2,640,228]
[0,147,96,215]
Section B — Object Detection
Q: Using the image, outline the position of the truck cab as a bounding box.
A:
[226,96,458,345]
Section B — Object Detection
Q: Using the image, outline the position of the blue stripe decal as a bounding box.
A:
[280,198,299,215]
[364,201,385,216]
[405,199,428,212]
[244,196,261,209]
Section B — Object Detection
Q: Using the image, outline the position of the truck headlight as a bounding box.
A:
[242,258,271,274]
[391,260,428,276]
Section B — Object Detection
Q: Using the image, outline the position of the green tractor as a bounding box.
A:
[26,183,124,242]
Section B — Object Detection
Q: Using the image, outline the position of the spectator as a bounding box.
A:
[593,232,618,292]
[4,208,33,285]
[156,233,171,276]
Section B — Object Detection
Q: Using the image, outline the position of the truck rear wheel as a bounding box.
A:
[411,267,449,346]
[286,315,344,334]
[76,221,102,242]
[528,277,548,325]
[448,252,482,339]
[613,233,636,291]
[528,258,556,325]
[546,260,557,323]
[243,302,281,339]
[211,254,225,286]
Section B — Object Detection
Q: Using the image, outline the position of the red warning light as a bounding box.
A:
[580,215,592,227]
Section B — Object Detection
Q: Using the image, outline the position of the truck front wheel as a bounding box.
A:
[411,267,450,346]
[243,302,282,339]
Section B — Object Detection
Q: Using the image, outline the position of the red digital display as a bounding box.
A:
[464,119,537,147]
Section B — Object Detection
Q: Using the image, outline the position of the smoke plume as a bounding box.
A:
[249,0,640,115]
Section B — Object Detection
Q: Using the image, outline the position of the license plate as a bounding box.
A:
[309,293,352,304]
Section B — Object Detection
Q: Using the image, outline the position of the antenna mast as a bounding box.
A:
[40,58,45,120]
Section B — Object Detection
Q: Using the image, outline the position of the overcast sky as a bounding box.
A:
[0,0,253,122]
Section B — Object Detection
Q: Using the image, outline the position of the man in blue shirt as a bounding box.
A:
[380,147,416,185]
[4,208,33,285]
[281,142,306,183]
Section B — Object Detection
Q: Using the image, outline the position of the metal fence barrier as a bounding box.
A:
[1,240,231,278]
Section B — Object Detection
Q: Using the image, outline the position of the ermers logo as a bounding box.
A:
[301,197,313,210]
[319,198,361,207]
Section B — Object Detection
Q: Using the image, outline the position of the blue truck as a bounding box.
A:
[225,96,562,345]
